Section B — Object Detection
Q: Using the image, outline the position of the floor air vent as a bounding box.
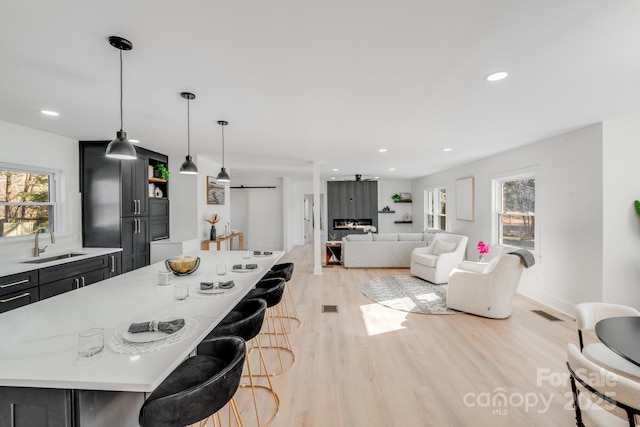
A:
[322,305,339,313]
[532,309,563,322]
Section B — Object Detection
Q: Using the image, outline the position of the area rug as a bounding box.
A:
[361,275,460,314]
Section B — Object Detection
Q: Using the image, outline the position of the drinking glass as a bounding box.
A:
[242,251,251,259]
[216,263,227,276]
[78,328,104,357]
[174,282,189,300]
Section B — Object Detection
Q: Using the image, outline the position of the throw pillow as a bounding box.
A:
[432,240,457,255]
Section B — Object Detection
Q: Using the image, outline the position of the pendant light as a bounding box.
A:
[105,36,137,160]
[216,120,230,182]
[179,92,198,174]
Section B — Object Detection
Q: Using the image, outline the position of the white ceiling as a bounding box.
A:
[2,1,640,180]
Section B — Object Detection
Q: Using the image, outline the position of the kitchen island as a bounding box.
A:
[0,249,283,427]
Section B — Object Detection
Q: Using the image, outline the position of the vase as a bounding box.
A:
[479,254,485,263]
[210,225,217,241]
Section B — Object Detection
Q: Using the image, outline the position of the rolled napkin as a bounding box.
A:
[200,282,214,290]
[233,264,257,270]
[128,319,185,334]
[264,251,273,255]
[219,280,234,289]
[253,251,262,255]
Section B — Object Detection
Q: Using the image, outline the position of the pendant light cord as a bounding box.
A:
[119,49,124,132]
[187,98,191,155]
[221,124,225,167]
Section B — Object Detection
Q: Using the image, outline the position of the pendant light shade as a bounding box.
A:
[105,36,137,160]
[179,92,198,175]
[216,120,230,182]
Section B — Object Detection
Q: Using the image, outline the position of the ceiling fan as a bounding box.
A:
[341,174,377,181]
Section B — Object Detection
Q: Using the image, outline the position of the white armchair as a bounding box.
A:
[410,233,468,284]
[446,253,524,319]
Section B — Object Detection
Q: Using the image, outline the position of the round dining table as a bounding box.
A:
[595,316,640,368]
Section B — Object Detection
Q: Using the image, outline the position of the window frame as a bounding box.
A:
[492,171,537,253]
[424,186,447,231]
[0,163,61,240]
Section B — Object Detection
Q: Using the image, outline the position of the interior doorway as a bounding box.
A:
[304,194,324,244]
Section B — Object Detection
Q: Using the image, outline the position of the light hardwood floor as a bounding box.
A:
[229,244,579,427]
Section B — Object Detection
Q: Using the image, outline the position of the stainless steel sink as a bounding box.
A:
[21,253,85,264]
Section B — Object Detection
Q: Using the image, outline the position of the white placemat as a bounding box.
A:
[107,318,198,355]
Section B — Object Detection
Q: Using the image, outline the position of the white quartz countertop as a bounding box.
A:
[0,247,123,277]
[0,250,283,392]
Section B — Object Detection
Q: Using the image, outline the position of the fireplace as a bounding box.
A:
[332,218,373,231]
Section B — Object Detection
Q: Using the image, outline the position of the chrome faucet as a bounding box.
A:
[34,226,55,257]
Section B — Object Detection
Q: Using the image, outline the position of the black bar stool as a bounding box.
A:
[261,263,300,333]
[139,336,246,427]
[202,298,279,427]
[243,277,294,375]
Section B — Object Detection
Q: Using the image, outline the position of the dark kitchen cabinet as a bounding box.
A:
[0,271,39,313]
[107,251,122,278]
[121,216,149,272]
[149,198,170,241]
[80,142,169,273]
[120,156,149,217]
[39,255,109,300]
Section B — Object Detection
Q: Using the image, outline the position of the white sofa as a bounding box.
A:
[342,232,438,268]
[410,233,468,284]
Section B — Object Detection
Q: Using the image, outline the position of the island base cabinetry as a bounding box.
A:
[0,387,144,427]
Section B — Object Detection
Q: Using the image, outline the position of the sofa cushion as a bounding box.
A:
[345,234,373,242]
[398,233,422,241]
[412,253,438,267]
[373,233,398,242]
[432,239,457,255]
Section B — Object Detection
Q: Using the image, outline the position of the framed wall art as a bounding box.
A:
[207,176,225,205]
[456,177,474,221]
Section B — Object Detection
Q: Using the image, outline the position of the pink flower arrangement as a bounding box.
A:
[477,241,489,255]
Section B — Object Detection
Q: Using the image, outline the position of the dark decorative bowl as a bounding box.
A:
[165,256,200,276]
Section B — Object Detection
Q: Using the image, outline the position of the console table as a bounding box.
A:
[201,232,244,251]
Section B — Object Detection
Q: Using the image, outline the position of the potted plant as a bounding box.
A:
[155,163,170,181]
[391,194,401,202]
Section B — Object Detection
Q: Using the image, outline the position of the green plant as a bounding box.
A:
[155,163,170,181]
[391,193,401,202]
[329,233,338,241]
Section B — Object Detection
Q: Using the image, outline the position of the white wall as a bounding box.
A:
[377,180,412,233]
[411,124,604,315]
[0,120,82,260]
[602,112,640,308]
[193,156,230,247]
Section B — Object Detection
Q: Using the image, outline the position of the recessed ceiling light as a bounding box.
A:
[485,71,508,82]
[332,168,339,172]
[443,148,453,152]
[375,176,380,179]
[331,177,336,180]
[40,110,59,116]
[379,148,387,153]
[389,168,395,171]
[129,139,140,143]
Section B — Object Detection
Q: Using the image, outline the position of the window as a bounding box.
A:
[0,167,56,238]
[425,187,446,230]
[494,175,535,249]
